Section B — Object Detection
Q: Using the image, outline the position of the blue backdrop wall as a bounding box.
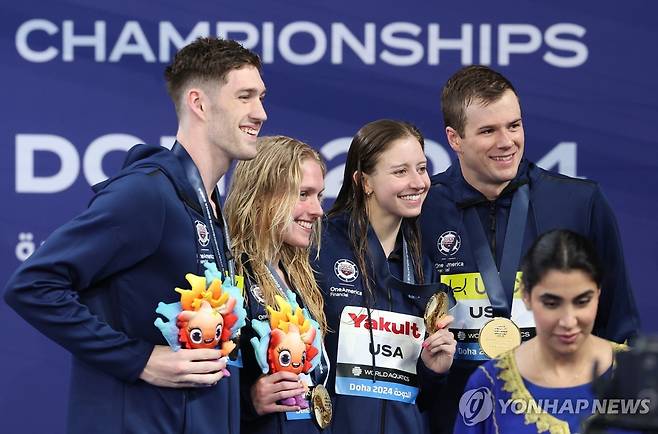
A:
[2,0,657,431]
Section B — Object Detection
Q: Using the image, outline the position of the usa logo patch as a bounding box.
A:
[437,230,461,256]
[195,220,210,247]
[334,259,359,283]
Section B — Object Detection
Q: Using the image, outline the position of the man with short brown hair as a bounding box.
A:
[5,37,267,434]
[420,65,638,433]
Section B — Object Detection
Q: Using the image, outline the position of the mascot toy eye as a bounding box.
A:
[178,300,227,349]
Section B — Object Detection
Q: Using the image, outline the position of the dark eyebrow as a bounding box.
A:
[574,289,596,299]
[539,293,562,302]
[477,118,522,131]
[388,158,427,170]
[237,87,266,96]
[539,289,596,303]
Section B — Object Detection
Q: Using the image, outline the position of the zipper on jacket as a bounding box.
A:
[386,285,393,311]
[182,390,189,433]
[380,399,387,434]
[488,201,497,262]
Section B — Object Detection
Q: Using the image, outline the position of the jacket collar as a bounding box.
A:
[439,159,531,208]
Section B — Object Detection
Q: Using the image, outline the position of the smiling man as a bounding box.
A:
[419,65,639,433]
[4,37,266,434]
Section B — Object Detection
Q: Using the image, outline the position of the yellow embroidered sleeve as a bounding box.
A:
[495,351,570,434]
[494,341,626,434]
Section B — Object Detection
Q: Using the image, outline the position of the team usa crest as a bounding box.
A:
[334,259,358,283]
[195,220,210,247]
[438,231,461,256]
[250,284,266,305]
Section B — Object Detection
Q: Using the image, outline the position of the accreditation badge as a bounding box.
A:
[442,272,534,361]
[285,373,314,421]
[479,317,522,359]
[334,306,425,404]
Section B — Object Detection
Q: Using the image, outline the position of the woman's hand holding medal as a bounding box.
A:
[420,315,456,374]
[420,292,457,374]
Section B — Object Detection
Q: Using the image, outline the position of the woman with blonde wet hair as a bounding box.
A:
[225,135,330,434]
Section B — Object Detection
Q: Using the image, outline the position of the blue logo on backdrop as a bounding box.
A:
[459,387,494,426]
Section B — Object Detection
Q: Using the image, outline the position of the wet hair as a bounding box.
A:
[225,136,327,334]
[329,119,426,298]
[441,65,519,136]
[521,229,602,294]
[164,37,262,116]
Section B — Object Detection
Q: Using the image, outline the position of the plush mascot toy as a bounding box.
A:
[250,290,322,408]
[154,262,247,376]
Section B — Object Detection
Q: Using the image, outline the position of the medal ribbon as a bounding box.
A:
[462,183,530,318]
[365,227,414,380]
[401,236,415,285]
[367,227,446,302]
[366,226,416,285]
[361,225,447,382]
[172,142,235,281]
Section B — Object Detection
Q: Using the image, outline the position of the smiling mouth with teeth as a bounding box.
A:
[296,220,313,229]
[399,194,421,200]
[491,154,514,161]
[240,126,259,136]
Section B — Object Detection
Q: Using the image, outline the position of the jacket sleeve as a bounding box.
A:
[4,173,165,382]
[588,187,640,343]
[416,356,448,412]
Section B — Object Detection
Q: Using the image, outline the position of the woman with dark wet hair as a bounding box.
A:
[314,119,456,434]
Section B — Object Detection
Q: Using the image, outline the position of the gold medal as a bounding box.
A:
[479,317,522,359]
[424,292,449,334]
[306,384,332,429]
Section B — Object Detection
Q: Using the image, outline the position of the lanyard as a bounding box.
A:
[367,225,450,308]
[265,262,288,297]
[401,236,414,285]
[366,226,416,285]
[463,184,530,318]
[358,224,446,381]
[171,142,235,281]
